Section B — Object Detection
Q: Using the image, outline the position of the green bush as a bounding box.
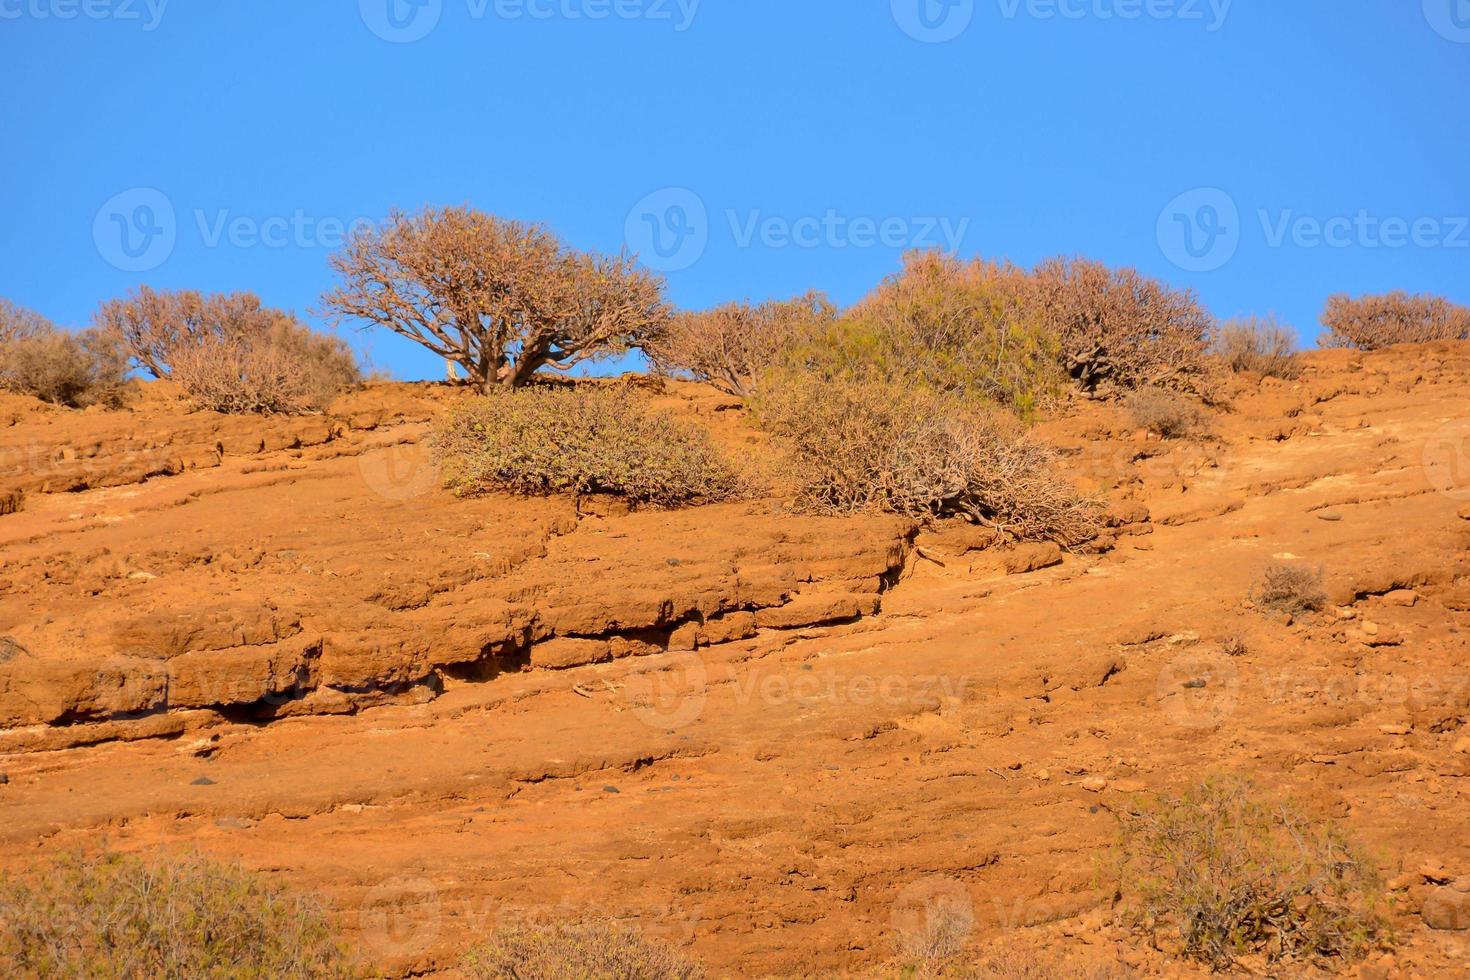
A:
[0,851,354,978]
[1115,777,1389,970]
[753,375,1101,545]
[462,918,703,980]
[807,251,1061,416]
[434,385,742,507]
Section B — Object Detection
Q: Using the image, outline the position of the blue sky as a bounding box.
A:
[2,1,1467,381]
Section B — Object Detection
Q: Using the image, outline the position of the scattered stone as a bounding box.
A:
[1182,679,1208,690]
[190,776,216,786]
[1080,777,1108,793]
[214,816,253,830]
[1335,606,1358,621]
[1459,503,1470,521]
[1316,511,1344,522]
[1112,778,1146,793]
[1422,888,1470,930]
[1379,724,1412,736]
[0,773,8,785]
[1035,769,1051,781]
[1002,542,1064,575]
[1384,589,1419,607]
[1361,621,1380,637]
[602,785,621,794]
[1453,736,1470,755]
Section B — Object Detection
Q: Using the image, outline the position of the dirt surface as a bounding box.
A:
[3,345,1470,977]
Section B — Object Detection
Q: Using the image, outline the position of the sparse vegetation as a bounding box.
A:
[1252,562,1327,616]
[1115,777,1390,970]
[1125,388,1207,439]
[0,851,354,978]
[461,918,704,980]
[1320,291,1470,350]
[96,286,360,414]
[828,251,1062,415]
[754,376,1101,545]
[323,206,669,392]
[1215,314,1300,378]
[0,300,129,409]
[434,384,742,506]
[642,291,835,398]
[1030,256,1215,394]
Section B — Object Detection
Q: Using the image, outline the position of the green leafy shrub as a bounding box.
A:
[1030,257,1214,393]
[434,385,742,507]
[1115,777,1390,970]
[754,375,1101,545]
[1125,388,1208,439]
[461,918,703,980]
[0,851,354,978]
[810,251,1061,416]
[1251,562,1327,617]
[1214,315,1300,378]
[1320,291,1470,350]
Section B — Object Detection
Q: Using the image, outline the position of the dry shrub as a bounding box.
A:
[1320,291,1470,350]
[97,286,359,414]
[1252,562,1327,616]
[434,385,742,507]
[1125,387,1207,439]
[1215,314,1300,378]
[324,206,669,391]
[0,851,353,978]
[1115,777,1390,970]
[642,291,835,398]
[820,251,1061,416]
[0,298,51,345]
[754,376,1101,546]
[168,319,360,414]
[865,935,1130,980]
[0,315,129,409]
[1031,256,1214,393]
[461,918,703,980]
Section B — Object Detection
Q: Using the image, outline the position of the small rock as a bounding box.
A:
[1182,679,1208,690]
[1316,511,1344,522]
[214,816,253,830]
[1035,769,1051,781]
[1080,777,1108,793]
[1452,736,1470,755]
[1422,888,1470,930]
[1361,621,1380,637]
[190,776,216,786]
[1458,503,1470,521]
[0,773,8,785]
[1384,589,1418,607]
[1335,606,1358,621]
[602,785,621,794]
[1112,778,1146,793]
[1379,724,1412,736]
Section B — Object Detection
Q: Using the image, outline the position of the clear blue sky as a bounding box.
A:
[2,1,1467,381]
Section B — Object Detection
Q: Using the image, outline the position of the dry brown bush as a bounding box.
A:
[96,286,359,414]
[1214,314,1300,378]
[0,298,51,345]
[754,375,1101,545]
[462,918,703,980]
[816,251,1061,416]
[0,851,354,978]
[1125,388,1208,439]
[1320,291,1470,350]
[323,206,669,391]
[1252,562,1327,616]
[642,291,835,398]
[1030,256,1214,393]
[434,384,742,507]
[0,321,129,409]
[1115,777,1390,970]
